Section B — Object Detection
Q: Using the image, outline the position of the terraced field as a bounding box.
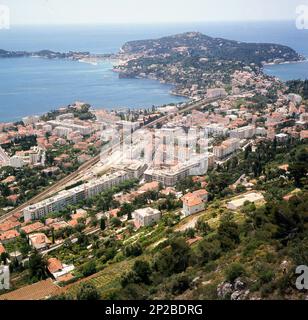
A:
[63,258,136,297]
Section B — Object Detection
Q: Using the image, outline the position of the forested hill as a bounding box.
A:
[121,32,303,65]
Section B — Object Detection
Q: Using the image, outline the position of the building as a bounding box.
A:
[300,130,308,140]
[256,127,267,136]
[0,265,10,290]
[157,105,178,114]
[230,125,255,139]
[9,146,45,168]
[29,233,51,251]
[21,222,45,235]
[116,120,140,132]
[0,278,60,300]
[54,126,72,138]
[23,166,143,221]
[47,258,75,281]
[181,189,208,217]
[300,113,308,123]
[47,120,93,136]
[213,138,241,159]
[9,251,23,263]
[0,147,10,168]
[227,192,265,210]
[207,88,227,99]
[0,230,20,244]
[22,115,40,126]
[144,153,214,187]
[133,207,161,227]
[275,133,289,143]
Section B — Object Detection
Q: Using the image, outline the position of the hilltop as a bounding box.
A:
[121,32,302,65]
[115,32,303,97]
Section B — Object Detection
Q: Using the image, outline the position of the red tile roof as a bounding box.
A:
[0,279,60,300]
[0,220,21,232]
[21,222,45,234]
[0,243,6,254]
[0,230,20,242]
[47,258,63,274]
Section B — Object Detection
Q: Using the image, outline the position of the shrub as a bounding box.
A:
[225,263,246,282]
[80,261,96,277]
[76,283,100,300]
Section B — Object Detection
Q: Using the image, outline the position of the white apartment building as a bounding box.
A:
[0,147,10,167]
[133,207,161,227]
[9,146,45,168]
[207,88,227,99]
[300,113,308,123]
[48,120,93,136]
[0,265,10,290]
[230,125,256,139]
[22,115,40,126]
[213,138,241,159]
[54,126,73,138]
[23,163,145,221]
[256,127,267,136]
[116,120,140,132]
[144,152,214,187]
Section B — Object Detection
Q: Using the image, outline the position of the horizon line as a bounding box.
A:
[8,19,295,27]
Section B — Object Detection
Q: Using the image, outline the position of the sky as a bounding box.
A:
[0,0,306,25]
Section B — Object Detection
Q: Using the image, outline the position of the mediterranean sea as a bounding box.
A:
[0,21,308,122]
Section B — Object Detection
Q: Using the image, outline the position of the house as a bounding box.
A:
[106,208,120,219]
[0,278,60,300]
[70,209,87,221]
[21,222,45,235]
[49,221,69,231]
[227,192,265,210]
[9,251,23,263]
[138,181,160,193]
[47,258,75,281]
[0,230,20,244]
[0,265,10,290]
[191,189,208,202]
[0,220,21,233]
[133,207,161,228]
[29,233,51,251]
[181,189,208,217]
[182,194,205,217]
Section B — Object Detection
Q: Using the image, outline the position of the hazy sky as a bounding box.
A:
[1,0,305,25]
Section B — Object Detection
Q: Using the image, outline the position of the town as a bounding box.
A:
[0,38,308,300]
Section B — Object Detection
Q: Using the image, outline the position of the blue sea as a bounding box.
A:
[0,21,308,122]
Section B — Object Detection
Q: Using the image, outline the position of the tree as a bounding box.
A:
[110,217,122,228]
[119,203,134,218]
[217,220,240,251]
[28,251,48,281]
[132,260,151,284]
[124,243,143,257]
[121,260,151,287]
[153,237,190,276]
[76,283,100,300]
[80,261,97,277]
[0,252,9,265]
[289,163,307,187]
[100,218,106,231]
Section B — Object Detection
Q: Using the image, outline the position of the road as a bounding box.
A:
[0,94,231,223]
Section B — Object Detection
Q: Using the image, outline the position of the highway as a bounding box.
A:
[0,94,227,223]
